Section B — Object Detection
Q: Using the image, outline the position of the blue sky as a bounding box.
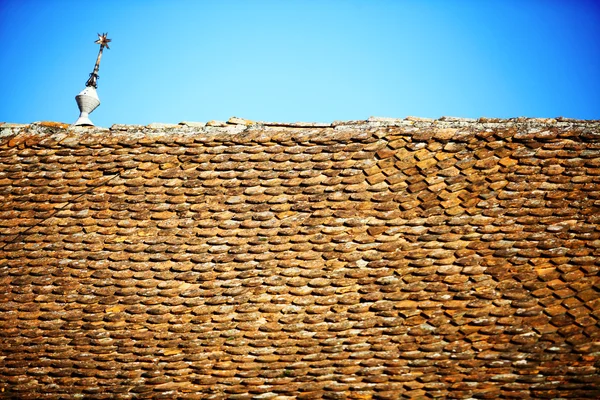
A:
[1,0,599,127]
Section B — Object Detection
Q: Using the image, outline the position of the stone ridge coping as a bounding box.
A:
[1,116,599,140]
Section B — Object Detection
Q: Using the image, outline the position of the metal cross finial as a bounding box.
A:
[85,33,111,88]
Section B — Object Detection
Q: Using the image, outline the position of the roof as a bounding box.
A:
[1,117,600,399]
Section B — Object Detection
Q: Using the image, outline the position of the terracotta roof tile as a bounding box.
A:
[0,118,599,398]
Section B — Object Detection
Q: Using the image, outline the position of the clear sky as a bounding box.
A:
[1,0,599,127]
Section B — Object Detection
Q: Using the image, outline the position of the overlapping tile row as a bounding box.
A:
[0,118,599,399]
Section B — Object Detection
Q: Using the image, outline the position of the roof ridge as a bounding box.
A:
[2,116,599,132]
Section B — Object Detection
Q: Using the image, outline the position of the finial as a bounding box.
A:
[74,33,112,126]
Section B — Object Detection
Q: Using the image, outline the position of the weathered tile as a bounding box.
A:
[0,118,598,399]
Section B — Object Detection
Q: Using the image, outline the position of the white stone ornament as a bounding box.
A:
[75,86,100,126]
